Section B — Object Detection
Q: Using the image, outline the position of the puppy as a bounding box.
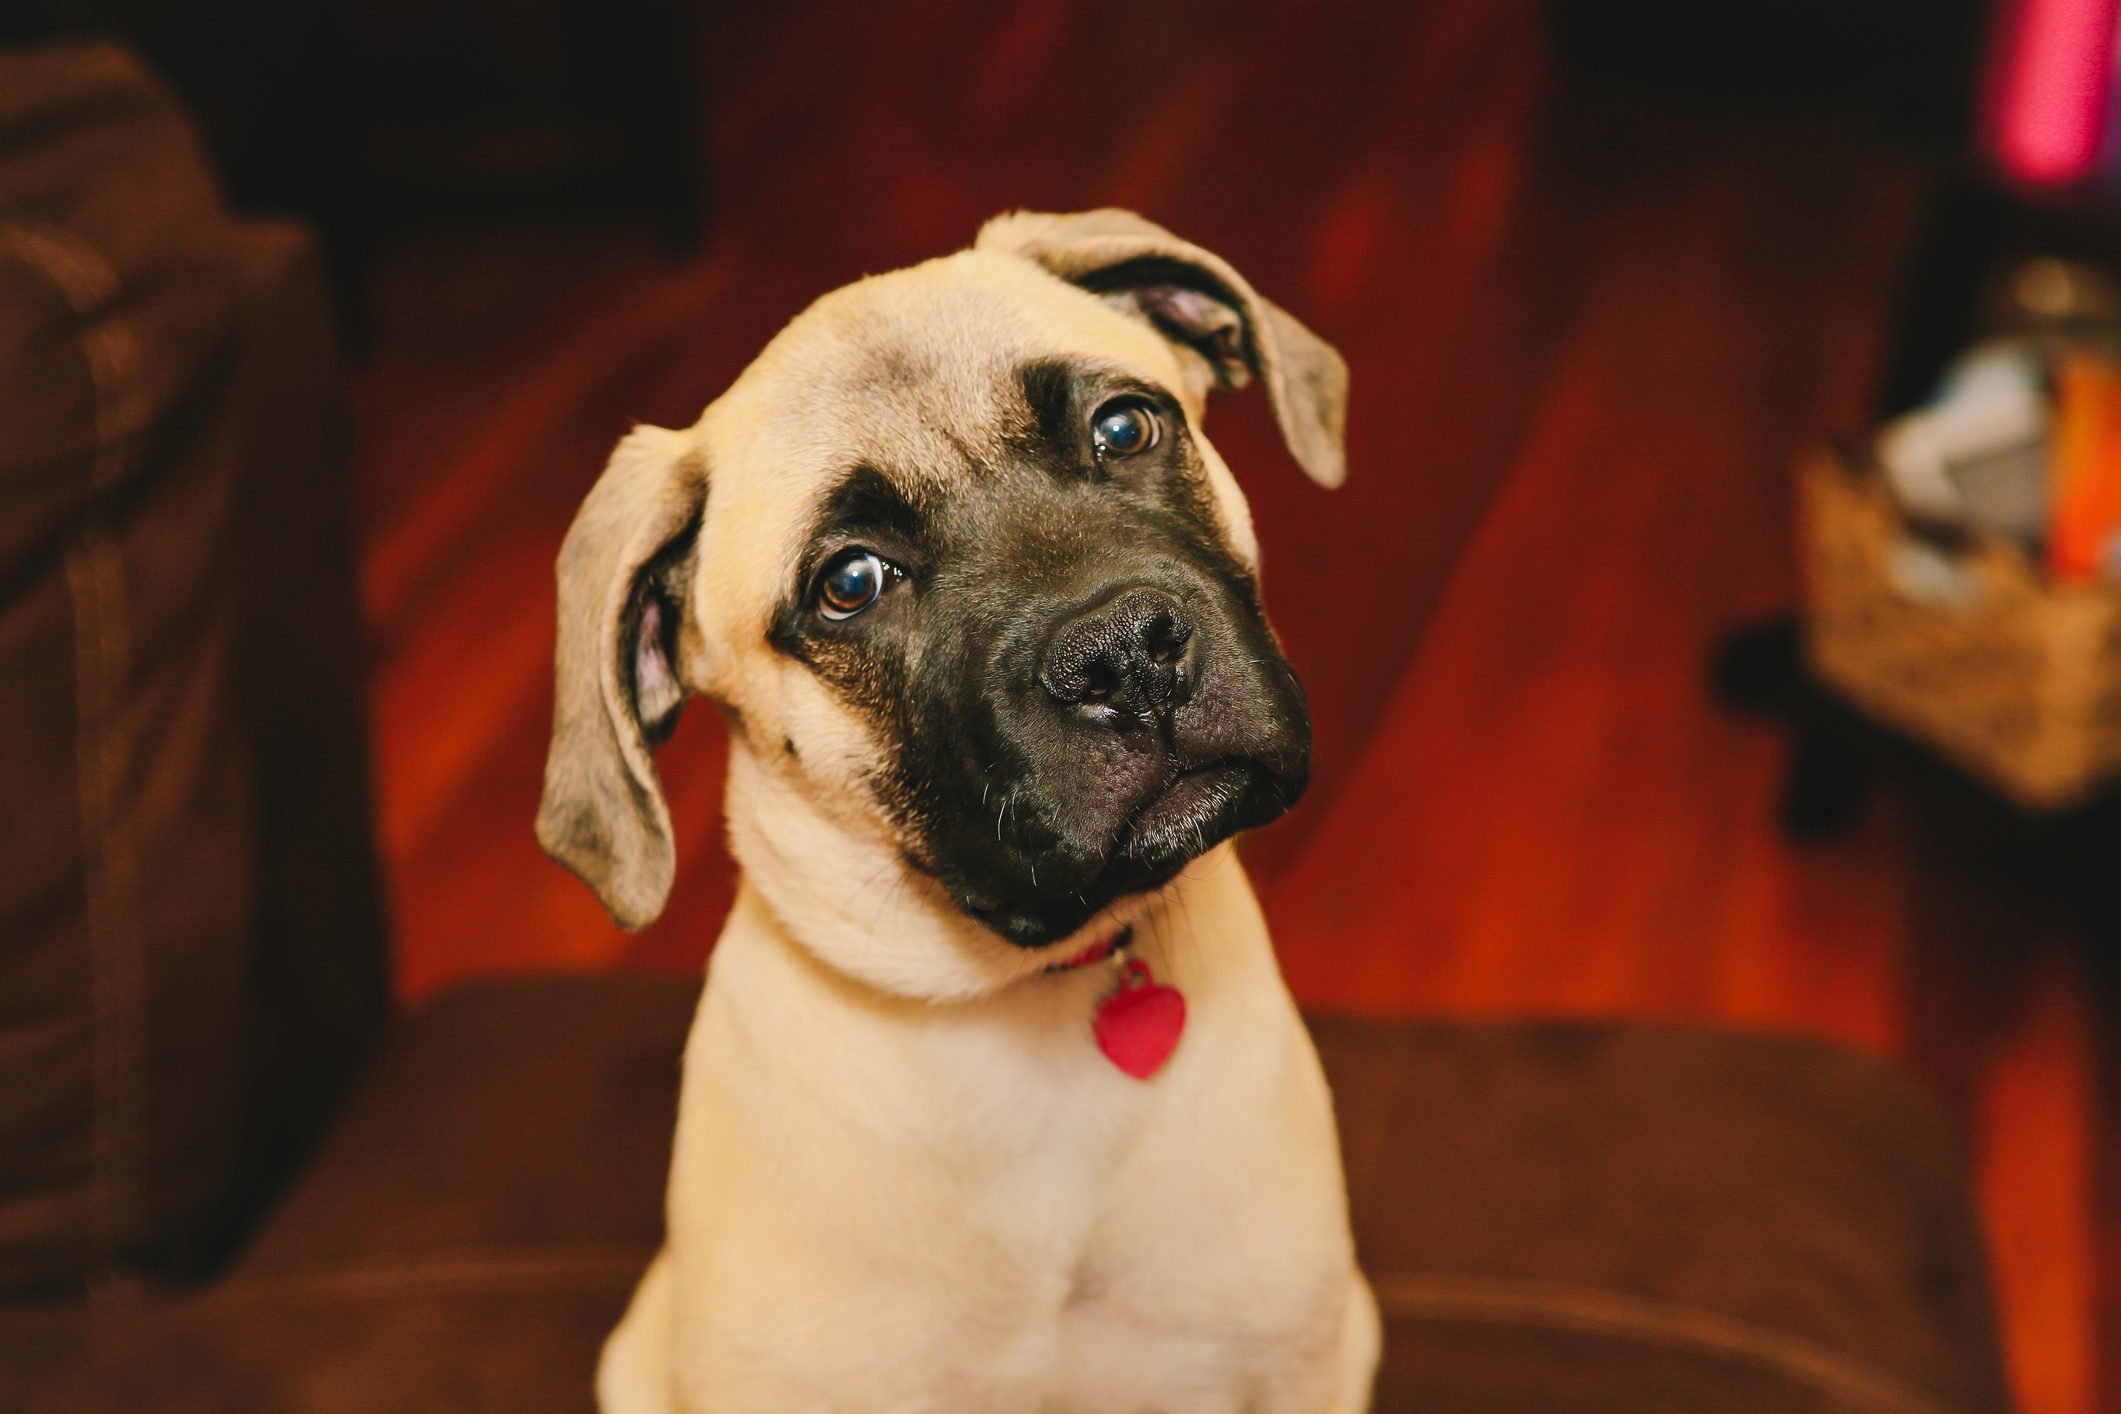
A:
[537,209,1378,1412]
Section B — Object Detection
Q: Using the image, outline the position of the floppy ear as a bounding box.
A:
[976,208,1349,488]
[536,423,706,930]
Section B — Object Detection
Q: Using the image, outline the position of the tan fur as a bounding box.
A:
[539,211,1375,1411]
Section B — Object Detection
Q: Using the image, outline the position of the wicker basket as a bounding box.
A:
[1799,450,2121,810]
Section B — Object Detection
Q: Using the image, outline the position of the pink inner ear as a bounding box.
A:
[1134,284,1248,379]
[633,595,682,728]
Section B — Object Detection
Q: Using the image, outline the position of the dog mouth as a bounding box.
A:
[1115,756,1273,857]
[959,756,1301,947]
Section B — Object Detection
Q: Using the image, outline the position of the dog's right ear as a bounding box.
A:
[536,424,706,930]
[977,208,1348,489]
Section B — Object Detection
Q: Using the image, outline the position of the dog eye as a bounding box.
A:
[818,549,892,620]
[1091,399,1160,459]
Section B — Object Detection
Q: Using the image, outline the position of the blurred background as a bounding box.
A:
[6,0,2121,1408]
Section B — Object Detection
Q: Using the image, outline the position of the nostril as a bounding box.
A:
[1081,661,1120,702]
[1142,610,1191,666]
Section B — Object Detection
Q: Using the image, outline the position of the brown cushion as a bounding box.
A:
[0,41,255,1293]
[0,41,386,1294]
[7,976,691,1413]
[4,978,2006,1411]
[1330,1021,2009,1413]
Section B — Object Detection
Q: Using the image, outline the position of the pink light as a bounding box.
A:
[1984,0,2121,187]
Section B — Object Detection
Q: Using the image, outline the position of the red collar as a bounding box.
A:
[1045,926,1132,974]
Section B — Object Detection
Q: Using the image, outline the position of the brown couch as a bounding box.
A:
[0,43,2011,1413]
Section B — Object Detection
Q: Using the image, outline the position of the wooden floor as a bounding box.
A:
[349,2,2113,1408]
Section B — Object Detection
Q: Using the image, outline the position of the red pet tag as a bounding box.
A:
[1093,957,1186,1080]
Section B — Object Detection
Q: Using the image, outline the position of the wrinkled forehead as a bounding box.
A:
[692,251,1188,618]
[733,250,1179,484]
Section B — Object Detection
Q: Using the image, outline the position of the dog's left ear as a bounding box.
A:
[536,424,706,930]
[977,208,1348,488]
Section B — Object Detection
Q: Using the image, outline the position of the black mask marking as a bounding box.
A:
[771,358,1309,945]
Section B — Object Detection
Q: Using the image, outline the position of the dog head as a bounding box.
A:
[537,209,1347,998]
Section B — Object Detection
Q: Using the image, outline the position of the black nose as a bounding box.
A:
[1039,586,1194,718]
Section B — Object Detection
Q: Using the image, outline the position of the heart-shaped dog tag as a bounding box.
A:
[1094,958,1186,1080]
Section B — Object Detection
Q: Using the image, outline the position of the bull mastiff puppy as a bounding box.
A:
[537,208,1378,1413]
